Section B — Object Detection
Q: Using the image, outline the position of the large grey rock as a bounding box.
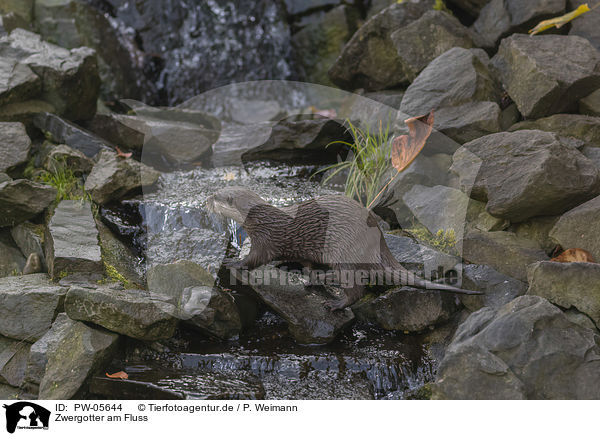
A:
[460,264,528,312]
[434,101,503,144]
[0,0,33,22]
[491,34,600,119]
[509,114,600,149]
[33,113,112,158]
[45,200,102,279]
[0,335,30,387]
[527,261,600,328]
[0,29,100,121]
[241,116,350,162]
[473,0,565,49]
[580,89,600,116]
[462,230,549,281]
[400,48,500,117]
[292,5,358,86]
[549,194,600,260]
[511,215,560,253]
[569,0,600,51]
[0,99,55,126]
[328,0,433,90]
[447,0,489,16]
[247,265,354,345]
[0,274,67,341]
[433,295,600,399]
[403,184,508,242]
[451,130,600,222]
[388,10,473,84]
[38,313,119,399]
[65,286,177,341]
[0,179,56,227]
[0,229,24,277]
[84,150,160,205]
[0,55,39,106]
[146,260,215,301]
[42,143,93,175]
[0,122,30,172]
[210,122,273,167]
[352,287,459,332]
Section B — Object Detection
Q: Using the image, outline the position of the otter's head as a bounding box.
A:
[206,186,268,224]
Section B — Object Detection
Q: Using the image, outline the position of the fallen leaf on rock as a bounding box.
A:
[391,110,434,173]
[551,248,596,263]
[529,4,591,35]
[106,371,129,380]
[115,147,132,159]
[308,106,337,118]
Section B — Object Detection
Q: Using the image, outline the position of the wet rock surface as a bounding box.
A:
[0,122,30,172]
[45,200,102,279]
[433,296,600,399]
[460,264,527,312]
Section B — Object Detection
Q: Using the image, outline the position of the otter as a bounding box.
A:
[207,186,481,310]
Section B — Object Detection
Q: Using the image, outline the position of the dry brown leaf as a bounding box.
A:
[308,106,337,118]
[391,110,434,172]
[551,248,596,263]
[115,147,132,159]
[106,371,129,380]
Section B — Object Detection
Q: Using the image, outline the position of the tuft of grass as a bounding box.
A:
[316,119,394,208]
[407,224,458,255]
[38,159,91,203]
[433,0,452,13]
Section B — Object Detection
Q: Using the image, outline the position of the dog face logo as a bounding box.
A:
[3,402,50,433]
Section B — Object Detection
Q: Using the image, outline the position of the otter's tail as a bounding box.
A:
[411,275,483,295]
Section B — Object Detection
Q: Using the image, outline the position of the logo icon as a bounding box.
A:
[3,402,50,433]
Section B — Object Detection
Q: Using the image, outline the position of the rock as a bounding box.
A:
[527,261,600,328]
[0,172,9,183]
[433,295,600,399]
[146,260,215,301]
[352,287,458,332]
[433,344,526,400]
[177,286,242,340]
[389,10,473,84]
[403,184,508,242]
[0,99,55,125]
[10,221,45,270]
[509,114,600,148]
[400,48,500,117]
[0,229,25,277]
[460,264,527,312]
[328,0,433,91]
[0,11,30,33]
[96,220,144,287]
[211,122,273,167]
[33,0,150,102]
[462,230,549,281]
[284,0,341,15]
[85,113,146,151]
[84,150,160,205]
[583,146,600,169]
[65,286,177,341]
[0,0,33,22]
[383,233,461,280]
[37,313,119,399]
[510,216,560,253]
[472,0,565,49]
[22,253,41,275]
[0,29,100,121]
[569,0,600,51]
[45,200,102,279]
[434,101,503,144]
[0,122,30,172]
[33,113,112,158]
[42,143,93,175]
[451,130,600,222]
[292,5,358,86]
[0,384,32,400]
[447,0,489,16]
[0,59,39,107]
[549,194,600,260]
[0,335,30,387]
[580,89,600,116]
[491,34,600,119]
[0,274,67,341]
[0,179,56,227]
[247,266,354,344]
[241,115,350,162]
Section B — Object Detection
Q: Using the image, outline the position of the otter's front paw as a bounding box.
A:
[222,258,245,269]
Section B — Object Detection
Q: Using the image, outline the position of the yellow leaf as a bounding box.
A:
[529,4,591,35]
[223,172,236,181]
